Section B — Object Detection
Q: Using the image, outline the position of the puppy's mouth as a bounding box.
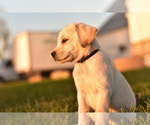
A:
[55,55,70,62]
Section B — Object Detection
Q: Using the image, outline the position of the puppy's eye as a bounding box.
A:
[62,38,68,43]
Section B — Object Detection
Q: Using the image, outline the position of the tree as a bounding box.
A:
[0,18,9,60]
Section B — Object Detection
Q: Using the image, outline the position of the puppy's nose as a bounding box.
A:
[51,51,56,57]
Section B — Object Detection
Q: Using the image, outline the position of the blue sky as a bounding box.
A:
[0,13,114,37]
[0,0,115,12]
[0,0,115,39]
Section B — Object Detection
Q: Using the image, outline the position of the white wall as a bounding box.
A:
[13,32,30,73]
[97,26,131,59]
[126,0,150,42]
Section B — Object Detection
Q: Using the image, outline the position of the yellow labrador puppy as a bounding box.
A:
[51,22,136,113]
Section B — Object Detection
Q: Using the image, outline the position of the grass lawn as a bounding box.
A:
[0,68,150,112]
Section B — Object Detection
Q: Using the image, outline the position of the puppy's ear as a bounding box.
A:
[75,23,98,48]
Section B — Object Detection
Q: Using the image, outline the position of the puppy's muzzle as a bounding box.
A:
[51,51,56,58]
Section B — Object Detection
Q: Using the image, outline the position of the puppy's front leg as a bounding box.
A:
[95,90,110,125]
[95,90,110,112]
[77,92,90,125]
[77,92,89,112]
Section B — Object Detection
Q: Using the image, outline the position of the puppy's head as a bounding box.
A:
[51,22,98,63]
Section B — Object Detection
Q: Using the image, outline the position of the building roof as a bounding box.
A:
[107,0,127,12]
[98,0,127,34]
[98,13,127,34]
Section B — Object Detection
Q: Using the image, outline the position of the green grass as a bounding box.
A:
[0,68,150,112]
[122,68,150,112]
[0,78,77,112]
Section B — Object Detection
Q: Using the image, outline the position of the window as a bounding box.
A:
[5,60,13,67]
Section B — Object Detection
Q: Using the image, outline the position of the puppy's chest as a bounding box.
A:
[73,60,107,93]
[75,79,97,94]
[73,66,97,92]
[73,64,95,78]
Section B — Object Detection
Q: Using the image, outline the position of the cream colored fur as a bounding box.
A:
[51,22,136,113]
